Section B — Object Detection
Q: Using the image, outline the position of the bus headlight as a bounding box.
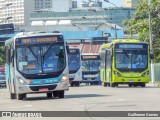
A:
[61,75,68,81]
[17,77,26,85]
[141,71,149,77]
[114,71,121,77]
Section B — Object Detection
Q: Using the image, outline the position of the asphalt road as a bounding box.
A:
[0,84,160,120]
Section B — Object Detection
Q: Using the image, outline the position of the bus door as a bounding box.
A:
[5,45,16,94]
[105,49,112,84]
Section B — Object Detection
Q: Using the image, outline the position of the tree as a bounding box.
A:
[0,45,5,65]
[124,0,160,63]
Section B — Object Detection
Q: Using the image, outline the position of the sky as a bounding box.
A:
[76,0,124,7]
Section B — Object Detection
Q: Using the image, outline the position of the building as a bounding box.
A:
[30,7,135,28]
[124,0,139,7]
[35,0,52,11]
[0,0,34,26]
[35,0,72,12]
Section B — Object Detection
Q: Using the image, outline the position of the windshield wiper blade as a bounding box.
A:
[42,43,54,57]
[28,46,38,59]
[122,49,129,59]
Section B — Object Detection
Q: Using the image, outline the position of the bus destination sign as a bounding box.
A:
[69,49,79,54]
[16,36,63,45]
[82,55,99,60]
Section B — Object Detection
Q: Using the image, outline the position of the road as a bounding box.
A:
[0,84,160,120]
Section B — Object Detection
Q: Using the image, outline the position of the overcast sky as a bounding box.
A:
[76,0,124,7]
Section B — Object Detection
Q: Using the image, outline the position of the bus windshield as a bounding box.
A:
[16,43,66,75]
[68,53,80,72]
[115,44,148,71]
[82,60,100,71]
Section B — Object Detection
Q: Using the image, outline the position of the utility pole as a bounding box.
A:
[148,0,155,83]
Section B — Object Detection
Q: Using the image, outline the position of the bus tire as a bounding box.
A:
[70,83,74,87]
[17,94,26,100]
[141,83,146,87]
[58,91,64,98]
[104,82,107,87]
[47,93,52,98]
[128,84,132,87]
[115,83,118,87]
[10,93,16,99]
[133,84,137,87]
[111,83,115,87]
[75,82,80,87]
[53,91,58,97]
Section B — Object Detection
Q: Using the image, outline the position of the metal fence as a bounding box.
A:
[154,63,160,82]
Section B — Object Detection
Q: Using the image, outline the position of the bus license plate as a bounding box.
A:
[39,88,48,92]
[128,80,134,82]
[0,84,5,87]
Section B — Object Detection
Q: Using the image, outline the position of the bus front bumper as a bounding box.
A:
[17,81,69,94]
[112,76,150,83]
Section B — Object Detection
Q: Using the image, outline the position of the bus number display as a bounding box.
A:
[82,56,98,59]
[22,37,58,44]
[69,49,78,53]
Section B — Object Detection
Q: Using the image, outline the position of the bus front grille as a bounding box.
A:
[29,85,57,91]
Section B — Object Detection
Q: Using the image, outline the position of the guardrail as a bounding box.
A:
[154,63,160,82]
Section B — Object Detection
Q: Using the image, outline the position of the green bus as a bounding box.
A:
[100,39,153,87]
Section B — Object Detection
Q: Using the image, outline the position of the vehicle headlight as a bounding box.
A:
[141,71,149,77]
[17,77,26,85]
[75,74,79,77]
[61,75,68,81]
[114,71,121,77]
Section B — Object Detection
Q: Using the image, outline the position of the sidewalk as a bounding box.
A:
[147,82,160,87]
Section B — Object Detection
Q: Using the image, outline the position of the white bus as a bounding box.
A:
[68,47,82,86]
[5,32,69,100]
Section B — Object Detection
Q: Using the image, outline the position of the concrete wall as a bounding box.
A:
[52,0,70,12]
[24,0,35,26]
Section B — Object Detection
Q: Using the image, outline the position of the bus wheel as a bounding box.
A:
[141,83,146,87]
[111,83,115,87]
[70,83,74,87]
[47,93,52,98]
[10,93,16,99]
[58,91,64,98]
[104,82,107,87]
[17,94,26,100]
[115,83,118,87]
[75,82,80,87]
[128,84,132,87]
[53,91,58,97]
[133,84,137,87]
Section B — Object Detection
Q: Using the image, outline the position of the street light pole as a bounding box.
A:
[104,0,118,39]
[148,0,155,83]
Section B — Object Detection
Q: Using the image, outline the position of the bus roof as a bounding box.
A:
[5,32,63,45]
[102,39,147,49]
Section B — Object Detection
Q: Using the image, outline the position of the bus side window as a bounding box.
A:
[100,50,105,69]
[10,49,14,67]
[5,46,10,64]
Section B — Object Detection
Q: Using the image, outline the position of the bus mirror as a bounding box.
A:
[66,45,69,54]
[11,50,14,67]
[150,53,154,59]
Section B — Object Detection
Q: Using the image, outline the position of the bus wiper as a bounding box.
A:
[42,43,54,57]
[28,46,38,59]
[122,49,129,59]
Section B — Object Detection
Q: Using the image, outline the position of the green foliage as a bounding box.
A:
[0,45,5,65]
[124,0,160,62]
